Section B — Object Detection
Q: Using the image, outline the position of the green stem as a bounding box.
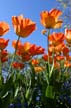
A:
[0,49,3,85]
[8,36,20,76]
[47,29,50,53]
[49,51,54,78]
[47,29,50,79]
[14,36,20,55]
[0,49,2,76]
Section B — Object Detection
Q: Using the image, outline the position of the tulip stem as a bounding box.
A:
[47,29,50,52]
[8,36,20,77]
[14,36,20,55]
[0,50,2,75]
[47,29,50,78]
[0,49,3,84]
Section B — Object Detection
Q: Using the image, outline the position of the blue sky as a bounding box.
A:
[0,0,59,53]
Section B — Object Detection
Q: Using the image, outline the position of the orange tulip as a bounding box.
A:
[62,45,70,56]
[55,55,64,61]
[64,61,71,68]
[0,38,9,50]
[31,59,39,66]
[29,44,45,56]
[12,40,22,49]
[41,29,47,35]
[12,62,24,70]
[12,15,36,38]
[12,41,31,53]
[42,54,53,63]
[0,22,9,36]
[48,32,65,46]
[48,42,65,54]
[65,28,71,45]
[1,57,8,63]
[48,44,55,55]
[34,66,45,73]
[66,55,71,61]
[22,54,31,62]
[12,41,45,60]
[55,42,65,54]
[48,44,58,54]
[19,42,31,53]
[42,54,48,61]
[40,8,63,29]
[1,50,8,57]
[0,50,8,63]
[54,62,60,69]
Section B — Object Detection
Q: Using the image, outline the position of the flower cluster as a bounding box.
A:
[0,8,71,108]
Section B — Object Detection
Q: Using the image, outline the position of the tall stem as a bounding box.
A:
[0,49,3,85]
[47,29,50,80]
[47,29,50,53]
[0,49,2,76]
[14,36,20,55]
[8,36,20,75]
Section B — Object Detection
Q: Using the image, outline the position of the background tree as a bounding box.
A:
[56,0,71,29]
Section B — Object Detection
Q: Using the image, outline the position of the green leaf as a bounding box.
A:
[49,61,54,78]
[0,92,11,108]
[25,87,30,99]
[2,92,11,108]
[0,75,13,97]
[14,86,19,97]
[46,62,50,74]
[45,85,55,99]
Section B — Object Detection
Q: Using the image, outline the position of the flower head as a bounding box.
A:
[12,62,24,70]
[34,66,45,73]
[0,50,8,63]
[0,38,9,50]
[62,45,70,56]
[41,29,47,35]
[21,54,31,62]
[64,61,71,68]
[48,32,65,46]
[31,59,39,66]
[0,22,10,36]
[12,15,36,38]
[65,28,71,45]
[12,41,31,54]
[40,8,63,29]
[29,44,45,56]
